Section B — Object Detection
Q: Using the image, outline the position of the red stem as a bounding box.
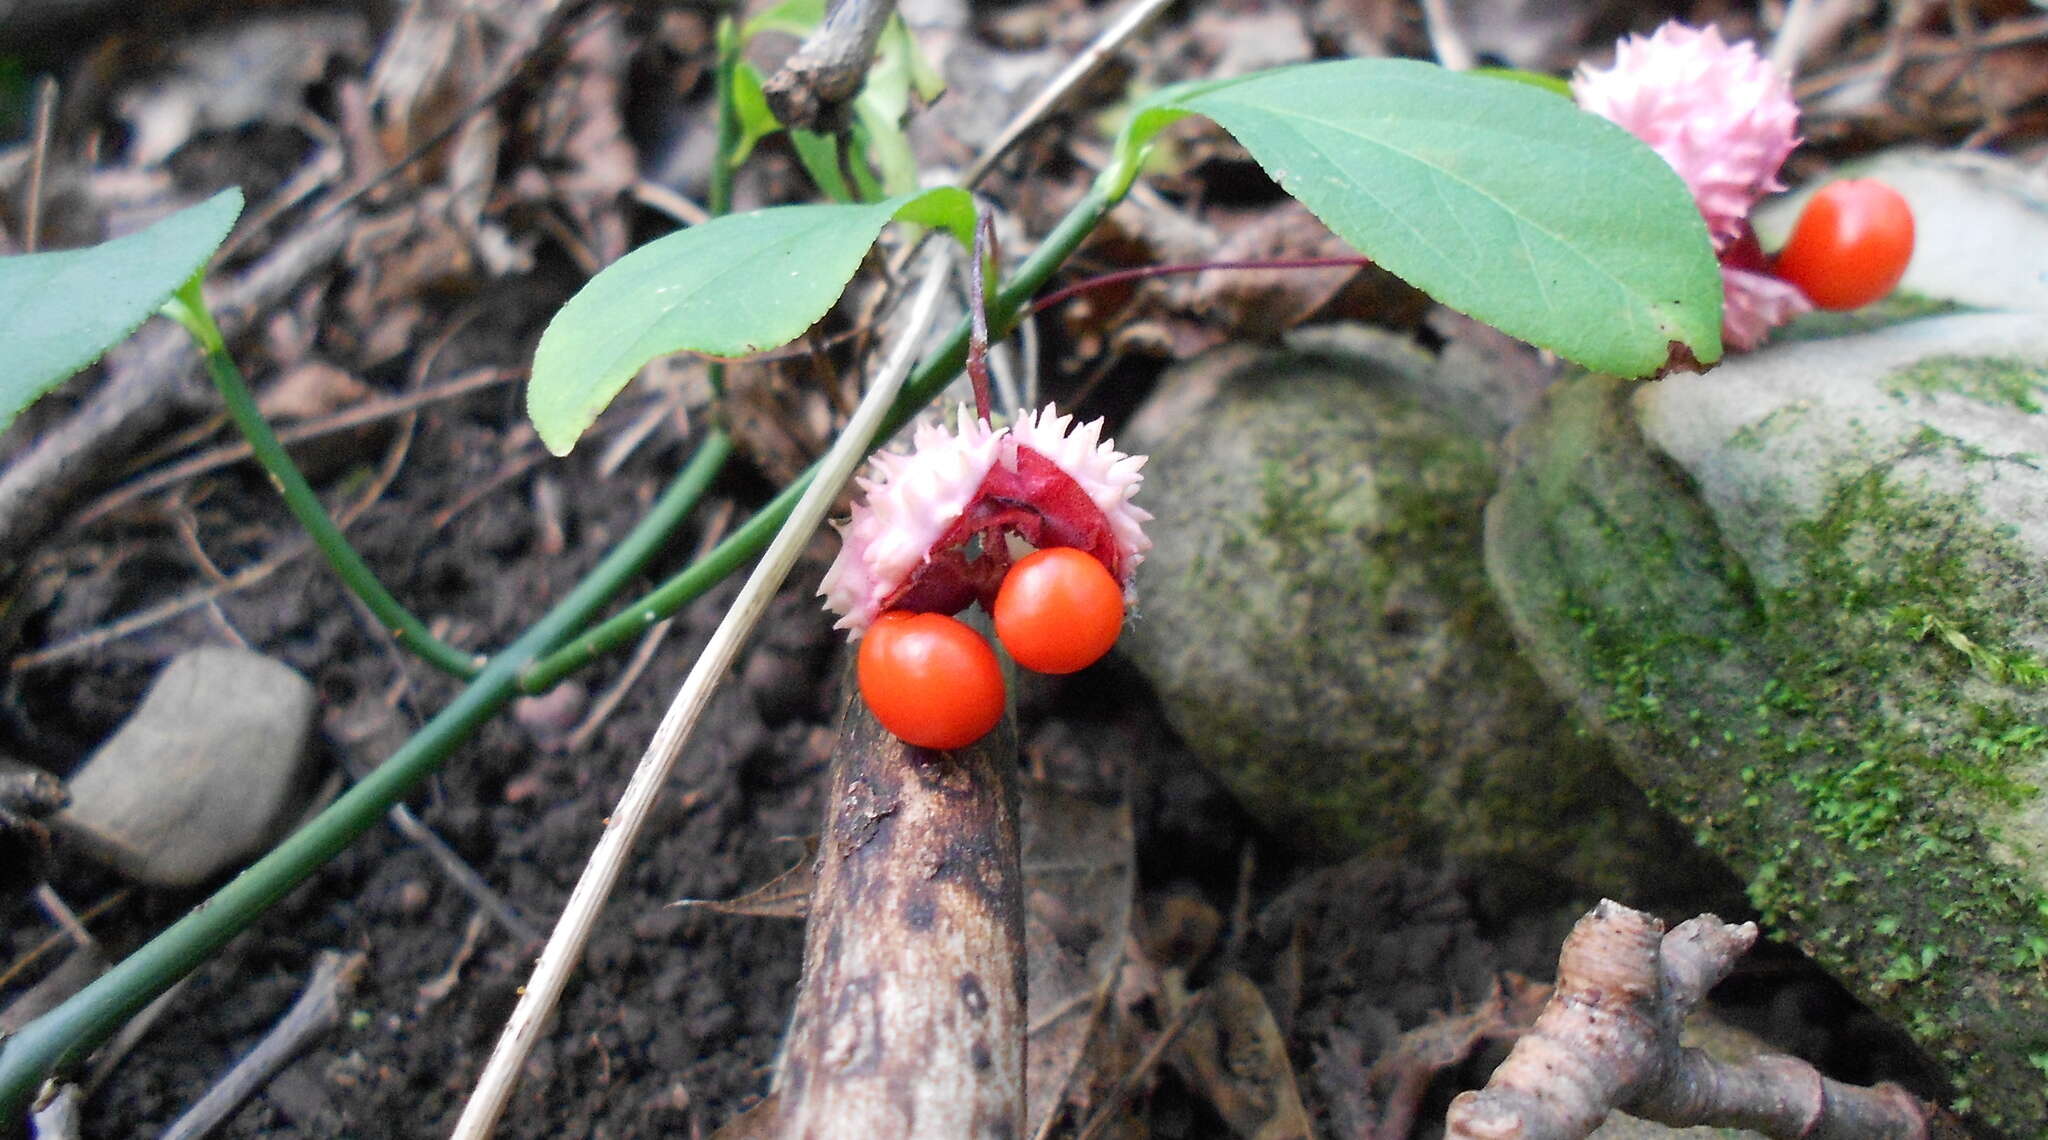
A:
[1028,255,1374,316]
[967,213,999,421]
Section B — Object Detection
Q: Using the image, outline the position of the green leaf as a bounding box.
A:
[741,0,824,40]
[1471,67,1573,98]
[728,61,782,167]
[892,14,946,104]
[850,107,908,197]
[1108,60,1722,376]
[0,187,243,435]
[1097,76,1235,199]
[863,14,943,122]
[529,187,975,455]
[790,128,860,203]
[849,14,936,197]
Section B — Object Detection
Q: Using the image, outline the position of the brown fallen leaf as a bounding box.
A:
[671,837,820,920]
[1166,969,1313,1140]
[1023,785,1135,1136]
[1176,203,1371,338]
[116,13,370,167]
[258,362,371,422]
[529,6,638,266]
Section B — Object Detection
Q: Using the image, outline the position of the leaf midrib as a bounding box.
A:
[1219,97,1673,317]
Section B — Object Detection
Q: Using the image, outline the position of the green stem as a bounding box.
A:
[519,178,1116,692]
[704,17,744,404]
[0,429,732,1121]
[165,279,483,679]
[710,17,740,220]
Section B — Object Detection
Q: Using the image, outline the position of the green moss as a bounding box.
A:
[1256,460,1352,548]
[1725,402,1816,453]
[1498,376,2048,1127]
[1885,605,2048,688]
[1887,354,2048,415]
[1710,457,2048,958]
[1772,291,1968,343]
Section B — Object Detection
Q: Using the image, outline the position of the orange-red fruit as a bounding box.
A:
[857,611,1006,749]
[1774,179,1915,311]
[994,547,1126,675]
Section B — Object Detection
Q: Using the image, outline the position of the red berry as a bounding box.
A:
[993,547,1125,675]
[1774,179,1915,311]
[857,611,1006,749]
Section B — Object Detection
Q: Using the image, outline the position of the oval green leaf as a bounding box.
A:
[0,187,243,435]
[1117,60,1721,377]
[528,187,973,455]
[729,61,782,168]
[1470,67,1573,98]
[741,0,823,40]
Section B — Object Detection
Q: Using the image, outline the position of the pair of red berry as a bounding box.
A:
[1774,178,1915,311]
[857,547,1124,750]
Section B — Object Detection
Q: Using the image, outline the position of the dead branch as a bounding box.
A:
[452,253,952,1140]
[159,949,366,1140]
[769,673,1025,1140]
[1445,900,1936,1140]
[762,0,898,132]
[72,365,518,527]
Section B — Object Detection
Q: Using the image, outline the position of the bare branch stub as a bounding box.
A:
[770,674,1024,1140]
[966,212,999,421]
[762,0,899,134]
[1445,899,1938,1140]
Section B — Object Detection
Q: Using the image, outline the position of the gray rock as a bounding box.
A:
[57,647,317,888]
[1119,329,1717,901]
[1485,311,2048,1127]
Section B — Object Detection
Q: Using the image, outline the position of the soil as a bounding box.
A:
[2,0,2032,1135]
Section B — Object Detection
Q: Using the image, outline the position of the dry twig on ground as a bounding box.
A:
[1445,900,1941,1140]
[159,950,366,1140]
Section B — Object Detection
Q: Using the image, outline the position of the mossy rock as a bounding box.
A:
[1485,311,2048,1129]
[1119,329,1717,903]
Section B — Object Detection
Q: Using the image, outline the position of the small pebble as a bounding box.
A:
[57,648,316,888]
[512,682,587,743]
[395,879,432,916]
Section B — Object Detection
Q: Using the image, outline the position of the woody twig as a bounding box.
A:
[1446,900,1941,1140]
